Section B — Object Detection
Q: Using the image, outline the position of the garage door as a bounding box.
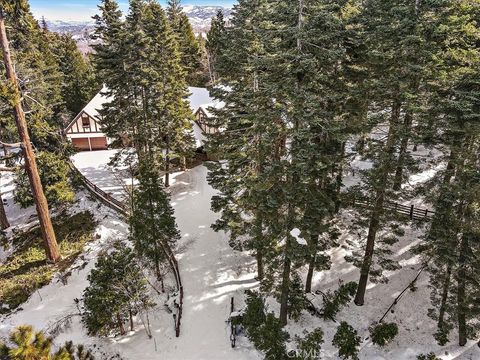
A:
[71,138,90,151]
[90,137,108,150]
[71,137,108,151]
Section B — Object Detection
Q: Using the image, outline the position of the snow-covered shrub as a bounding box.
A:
[369,322,398,346]
[332,322,361,360]
[321,281,357,321]
[296,328,324,360]
[416,352,441,360]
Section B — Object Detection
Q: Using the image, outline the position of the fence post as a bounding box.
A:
[410,205,414,220]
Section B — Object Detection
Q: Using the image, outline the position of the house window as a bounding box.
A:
[82,115,90,127]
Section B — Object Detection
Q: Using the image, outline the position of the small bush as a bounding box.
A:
[0,325,95,360]
[242,290,266,330]
[417,352,441,360]
[433,326,450,346]
[332,322,361,360]
[369,322,398,346]
[251,313,289,360]
[296,328,324,360]
[321,281,357,321]
[242,291,289,359]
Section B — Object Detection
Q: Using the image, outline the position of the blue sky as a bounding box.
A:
[30,0,235,21]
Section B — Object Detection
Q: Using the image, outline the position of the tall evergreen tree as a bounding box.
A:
[205,10,227,83]
[130,158,180,287]
[417,0,480,346]
[345,0,438,306]
[166,0,203,85]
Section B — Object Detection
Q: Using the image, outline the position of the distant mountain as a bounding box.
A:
[45,5,231,37]
[183,5,232,32]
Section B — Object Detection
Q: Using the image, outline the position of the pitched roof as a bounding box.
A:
[187,87,225,117]
[82,85,113,120]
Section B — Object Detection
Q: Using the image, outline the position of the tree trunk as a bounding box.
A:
[279,236,292,326]
[0,11,60,262]
[457,233,469,346]
[393,110,413,190]
[254,211,264,280]
[354,99,401,306]
[129,309,134,331]
[256,251,264,281]
[165,140,170,187]
[437,263,452,332]
[305,233,318,293]
[334,142,346,213]
[0,192,9,229]
[117,313,125,335]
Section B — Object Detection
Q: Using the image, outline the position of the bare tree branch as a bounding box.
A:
[0,140,22,148]
[0,165,23,172]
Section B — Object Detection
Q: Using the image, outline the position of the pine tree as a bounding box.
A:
[167,0,203,85]
[130,158,180,288]
[0,326,94,360]
[345,0,438,306]
[0,3,62,262]
[51,33,98,116]
[82,242,153,337]
[205,10,227,83]
[94,0,194,185]
[415,0,480,347]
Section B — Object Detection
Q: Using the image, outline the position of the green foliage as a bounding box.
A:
[167,0,204,85]
[287,272,307,322]
[0,325,93,360]
[242,290,266,330]
[205,9,227,82]
[130,160,180,278]
[82,242,153,336]
[369,322,398,347]
[1,2,79,211]
[433,326,450,346]
[321,281,357,321]
[93,0,194,169]
[332,322,361,360]
[241,291,289,360]
[0,212,96,313]
[50,33,99,115]
[14,151,74,208]
[416,353,441,360]
[296,328,324,360]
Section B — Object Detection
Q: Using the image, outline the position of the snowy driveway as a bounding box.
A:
[72,150,260,359]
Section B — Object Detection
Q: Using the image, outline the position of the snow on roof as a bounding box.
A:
[82,85,112,120]
[73,86,221,124]
[187,87,224,117]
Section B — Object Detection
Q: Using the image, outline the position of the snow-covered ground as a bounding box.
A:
[1,149,478,360]
[1,151,260,360]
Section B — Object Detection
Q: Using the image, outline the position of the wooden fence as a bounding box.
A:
[352,197,435,221]
[70,163,184,337]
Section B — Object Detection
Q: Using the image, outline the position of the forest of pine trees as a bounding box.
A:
[0,0,479,358]
[206,0,480,350]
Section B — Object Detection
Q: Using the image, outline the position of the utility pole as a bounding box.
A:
[0,9,60,262]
